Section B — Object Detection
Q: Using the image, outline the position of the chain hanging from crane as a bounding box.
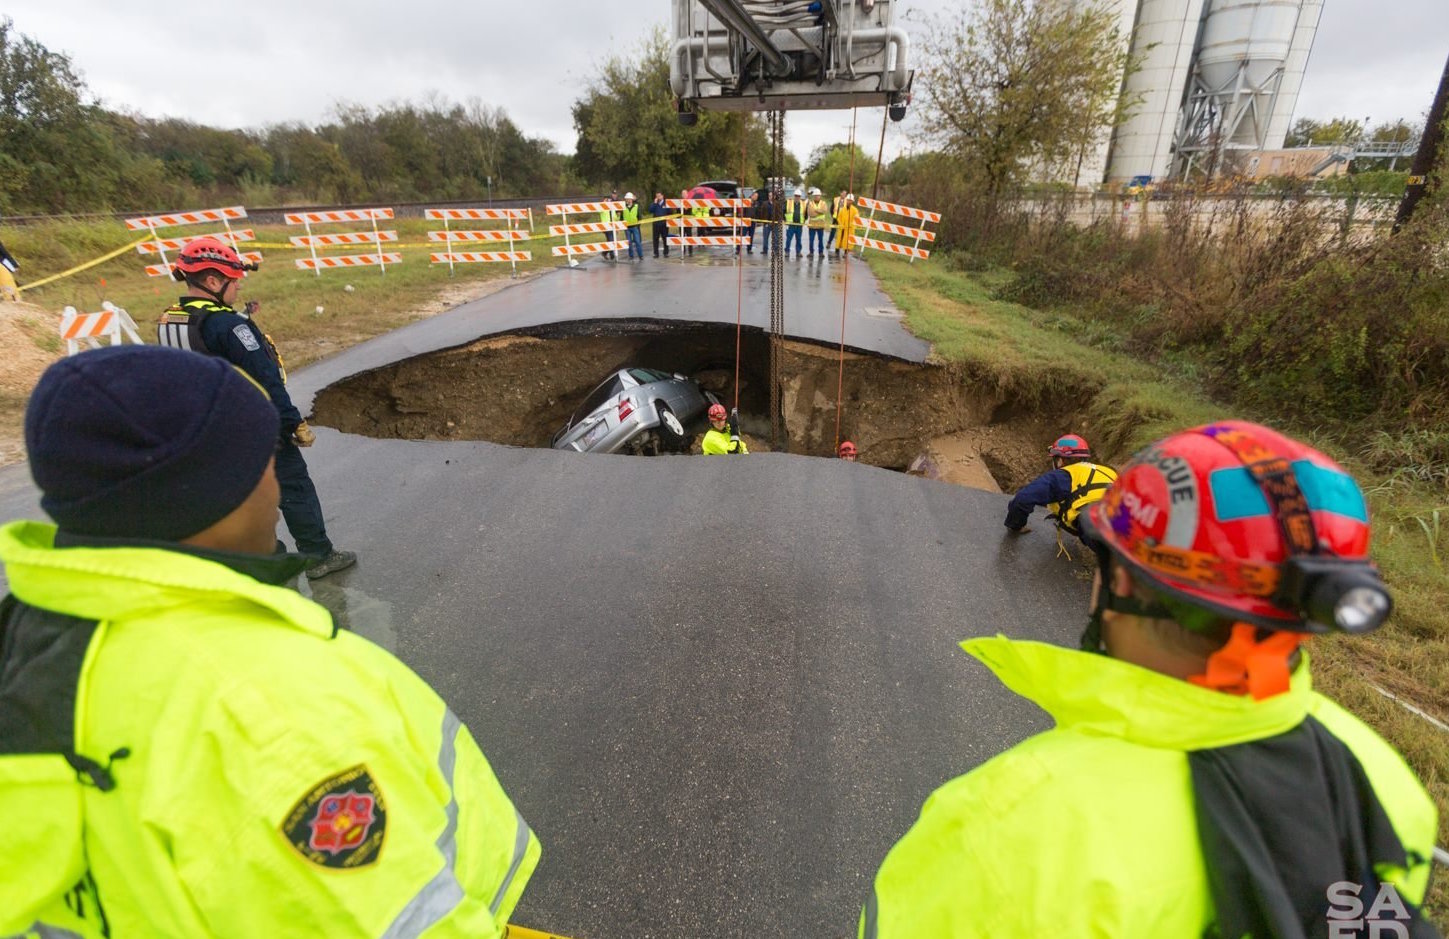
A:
[769,108,786,449]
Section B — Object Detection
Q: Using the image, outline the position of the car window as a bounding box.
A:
[627,368,659,385]
[572,376,623,424]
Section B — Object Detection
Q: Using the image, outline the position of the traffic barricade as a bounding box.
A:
[851,197,940,263]
[546,201,624,268]
[285,208,399,275]
[60,302,144,356]
[125,205,262,278]
[664,199,748,254]
[426,207,532,277]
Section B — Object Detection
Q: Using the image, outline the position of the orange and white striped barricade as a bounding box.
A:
[852,197,941,264]
[284,208,397,276]
[136,230,262,278]
[61,302,144,356]
[425,207,532,277]
[664,199,749,257]
[124,205,258,278]
[546,201,625,268]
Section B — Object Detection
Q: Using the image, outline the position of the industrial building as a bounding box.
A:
[1086,0,1325,186]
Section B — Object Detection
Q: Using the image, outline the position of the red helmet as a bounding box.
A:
[172,236,253,282]
[707,403,727,422]
[1081,420,1389,634]
[838,441,858,457]
[1049,434,1091,459]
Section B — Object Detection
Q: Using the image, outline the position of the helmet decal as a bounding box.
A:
[1085,420,1378,630]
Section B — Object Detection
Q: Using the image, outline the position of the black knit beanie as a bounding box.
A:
[26,346,280,540]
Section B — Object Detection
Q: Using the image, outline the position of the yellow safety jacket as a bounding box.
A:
[701,427,747,455]
[1048,461,1117,534]
[835,204,860,248]
[862,637,1438,938]
[621,203,640,227]
[0,521,539,938]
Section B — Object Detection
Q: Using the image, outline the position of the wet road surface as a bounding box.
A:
[1,256,1090,938]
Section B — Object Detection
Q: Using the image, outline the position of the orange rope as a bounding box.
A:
[834,108,859,455]
[734,117,747,414]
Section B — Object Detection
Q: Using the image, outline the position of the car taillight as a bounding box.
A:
[617,398,635,420]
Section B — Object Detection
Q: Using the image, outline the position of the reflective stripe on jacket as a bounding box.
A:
[1047,461,1117,534]
[0,521,539,938]
[861,637,1438,938]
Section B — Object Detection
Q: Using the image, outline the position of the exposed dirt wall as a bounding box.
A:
[312,320,1057,488]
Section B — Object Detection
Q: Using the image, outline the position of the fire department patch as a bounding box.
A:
[281,765,387,868]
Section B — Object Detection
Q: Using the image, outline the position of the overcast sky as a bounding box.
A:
[5,0,1446,169]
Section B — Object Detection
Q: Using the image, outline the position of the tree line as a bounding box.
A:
[0,18,573,215]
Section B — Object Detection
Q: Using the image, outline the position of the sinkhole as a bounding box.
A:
[310,320,1057,493]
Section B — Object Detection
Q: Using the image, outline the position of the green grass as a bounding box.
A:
[867,251,1449,925]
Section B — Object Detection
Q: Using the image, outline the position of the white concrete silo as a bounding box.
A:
[1264,0,1325,146]
[1173,0,1308,175]
[1103,0,1210,182]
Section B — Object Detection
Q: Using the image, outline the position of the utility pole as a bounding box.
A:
[1393,52,1449,233]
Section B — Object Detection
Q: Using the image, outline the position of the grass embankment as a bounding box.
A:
[868,253,1448,924]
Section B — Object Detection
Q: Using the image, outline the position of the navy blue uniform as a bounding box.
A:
[1004,468,1073,531]
[158,298,333,556]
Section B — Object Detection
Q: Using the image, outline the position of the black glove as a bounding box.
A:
[728,410,741,439]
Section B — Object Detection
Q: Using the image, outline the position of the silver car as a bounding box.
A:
[551,368,719,454]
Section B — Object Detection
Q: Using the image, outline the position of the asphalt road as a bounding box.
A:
[3,255,1089,938]
[289,251,931,415]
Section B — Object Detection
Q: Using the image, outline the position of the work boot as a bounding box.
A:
[306,549,358,580]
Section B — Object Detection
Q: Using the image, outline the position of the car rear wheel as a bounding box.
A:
[656,404,687,452]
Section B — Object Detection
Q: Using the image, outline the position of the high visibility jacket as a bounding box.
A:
[691,205,711,220]
[835,204,860,248]
[784,199,805,225]
[621,203,640,227]
[701,427,747,455]
[0,521,539,938]
[806,198,831,228]
[862,637,1438,938]
[1047,461,1117,534]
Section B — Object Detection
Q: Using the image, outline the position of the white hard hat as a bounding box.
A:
[624,192,635,200]
[810,187,821,195]
[794,188,803,196]
[846,193,855,201]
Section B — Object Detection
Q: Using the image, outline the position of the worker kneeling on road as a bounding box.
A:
[0,346,540,938]
[702,403,747,455]
[862,421,1439,938]
[1004,433,1117,539]
[158,237,354,579]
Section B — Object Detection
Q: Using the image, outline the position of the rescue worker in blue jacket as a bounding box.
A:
[157,236,355,579]
[1004,433,1117,539]
[0,346,539,938]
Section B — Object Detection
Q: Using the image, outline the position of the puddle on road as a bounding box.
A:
[303,580,399,652]
[310,319,1060,492]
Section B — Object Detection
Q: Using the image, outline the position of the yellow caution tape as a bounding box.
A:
[17,235,150,292]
